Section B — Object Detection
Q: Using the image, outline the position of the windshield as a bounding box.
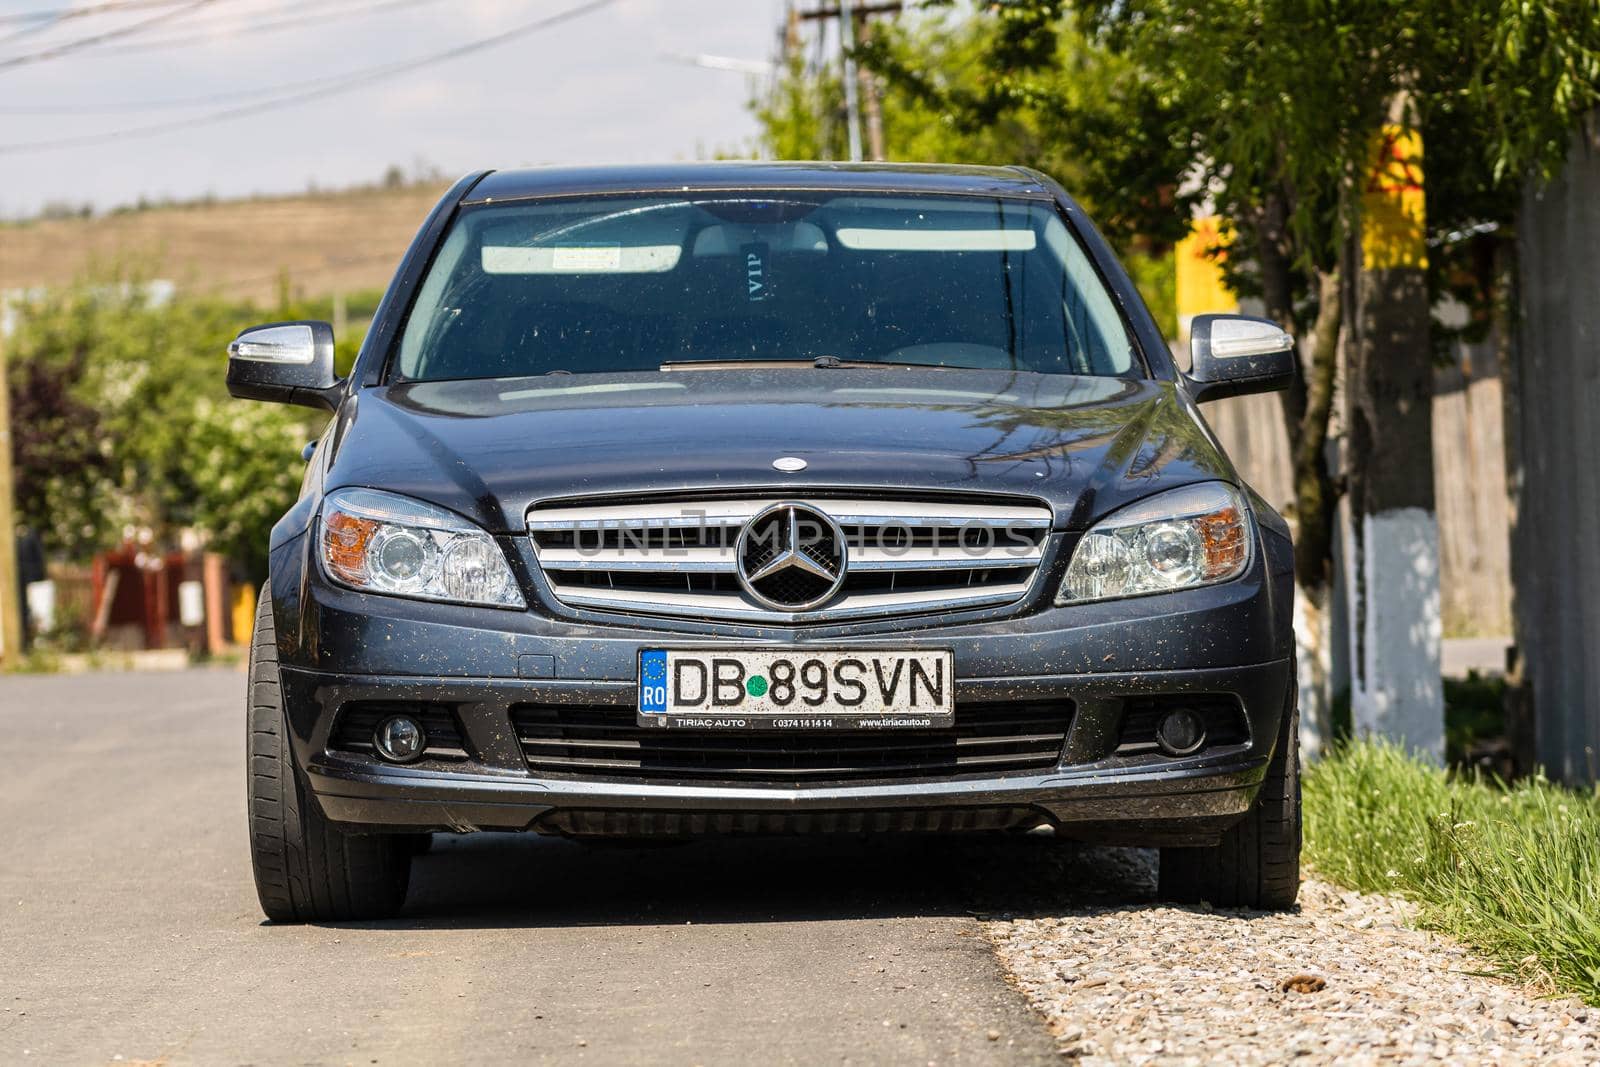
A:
[394,192,1139,381]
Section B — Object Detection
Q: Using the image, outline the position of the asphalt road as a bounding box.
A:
[0,669,1096,1066]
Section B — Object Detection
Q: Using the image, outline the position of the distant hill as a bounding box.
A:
[0,182,451,306]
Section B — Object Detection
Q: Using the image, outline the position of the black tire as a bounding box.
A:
[247,589,411,922]
[1158,686,1301,911]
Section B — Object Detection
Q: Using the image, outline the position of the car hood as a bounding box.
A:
[324,369,1236,533]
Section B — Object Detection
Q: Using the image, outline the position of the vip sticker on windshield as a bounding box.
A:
[742,242,769,302]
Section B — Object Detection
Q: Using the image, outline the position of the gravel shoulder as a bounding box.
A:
[989,851,1599,1065]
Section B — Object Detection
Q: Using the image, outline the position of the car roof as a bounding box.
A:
[462,161,1056,204]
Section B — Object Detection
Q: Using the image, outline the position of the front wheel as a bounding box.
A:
[246,589,411,922]
[1157,689,1301,911]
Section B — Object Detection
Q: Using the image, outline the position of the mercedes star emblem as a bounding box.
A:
[735,503,848,611]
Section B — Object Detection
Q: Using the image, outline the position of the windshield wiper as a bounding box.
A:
[810,356,952,370]
[657,356,956,372]
[658,359,814,371]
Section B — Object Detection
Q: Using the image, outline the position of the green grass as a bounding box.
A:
[1305,740,1600,1003]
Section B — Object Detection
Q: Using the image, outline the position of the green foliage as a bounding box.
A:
[1462,0,1600,184]
[1122,249,1177,340]
[1306,740,1600,1004]
[755,5,1196,249]
[184,396,310,579]
[5,276,364,576]
[6,308,115,559]
[758,1,1600,321]
[755,50,850,160]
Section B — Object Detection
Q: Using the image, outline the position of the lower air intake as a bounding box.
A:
[510,700,1072,785]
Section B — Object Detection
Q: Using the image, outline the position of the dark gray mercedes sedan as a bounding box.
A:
[228,162,1301,922]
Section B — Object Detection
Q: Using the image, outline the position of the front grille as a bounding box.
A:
[527,494,1052,623]
[510,700,1071,784]
[1114,695,1249,756]
[328,702,471,762]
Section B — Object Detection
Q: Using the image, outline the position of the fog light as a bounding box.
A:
[1156,708,1206,756]
[374,714,427,763]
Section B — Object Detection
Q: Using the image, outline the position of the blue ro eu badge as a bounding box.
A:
[639,650,669,714]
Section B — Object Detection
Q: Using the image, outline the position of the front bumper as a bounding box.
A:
[272,537,1294,846]
[307,721,1274,846]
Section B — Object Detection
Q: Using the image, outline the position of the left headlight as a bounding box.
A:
[1057,481,1253,604]
[318,487,525,609]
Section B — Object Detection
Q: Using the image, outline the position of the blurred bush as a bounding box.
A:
[5,274,379,579]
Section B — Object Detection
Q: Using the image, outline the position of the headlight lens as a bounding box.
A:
[319,488,525,609]
[1058,482,1252,603]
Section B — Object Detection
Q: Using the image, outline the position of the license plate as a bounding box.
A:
[637,649,954,729]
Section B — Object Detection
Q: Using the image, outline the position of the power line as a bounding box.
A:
[0,0,622,154]
[0,0,195,26]
[0,0,221,72]
[0,69,365,114]
[81,0,445,57]
[0,14,67,48]
[0,1,436,111]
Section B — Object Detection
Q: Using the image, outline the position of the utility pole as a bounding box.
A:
[837,0,863,162]
[1342,95,1443,760]
[0,307,24,665]
[856,15,886,161]
[798,2,902,162]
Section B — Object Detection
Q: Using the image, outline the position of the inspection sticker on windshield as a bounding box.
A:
[637,648,954,729]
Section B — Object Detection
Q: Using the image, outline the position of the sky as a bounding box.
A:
[0,0,788,218]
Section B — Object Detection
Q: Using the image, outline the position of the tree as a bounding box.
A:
[755,4,1189,328]
[6,301,117,558]
[6,277,339,580]
[751,0,1600,749]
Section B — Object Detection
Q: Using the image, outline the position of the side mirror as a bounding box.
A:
[226,321,341,410]
[1186,314,1296,402]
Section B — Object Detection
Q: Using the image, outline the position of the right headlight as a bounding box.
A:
[1057,482,1253,604]
[318,487,525,609]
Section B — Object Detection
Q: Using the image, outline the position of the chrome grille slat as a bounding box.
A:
[533,545,1042,572]
[528,498,1053,529]
[528,493,1053,624]
[511,700,1073,784]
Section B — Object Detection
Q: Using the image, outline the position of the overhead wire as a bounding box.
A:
[0,0,442,111]
[0,0,198,26]
[0,0,622,154]
[0,14,65,47]
[81,0,445,57]
[0,0,222,71]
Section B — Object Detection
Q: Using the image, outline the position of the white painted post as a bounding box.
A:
[1344,508,1444,759]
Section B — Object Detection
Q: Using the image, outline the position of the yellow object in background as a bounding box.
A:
[231,583,257,647]
[1175,216,1238,346]
[1361,125,1427,272]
